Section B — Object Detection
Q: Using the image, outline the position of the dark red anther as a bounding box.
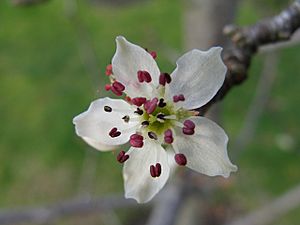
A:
[155,163,161,177]
[164,129,174,144]
[159,73,171,86]
[134,108,144,115]
[111,81,125,96]
[158,98,166,107]
[144,97,158,114]
[182,119,195,135]
[173,94,185,103]
[109,127,121,138]
[148,131,158,140]
[182,128,195,135]
[112,81,125,91]
[137,71,144,82]
[150,163,162,177]
[183,120,195,129]
[150,51,157,59]
[105,84,111,91]
[120,154,129,163]
[131,97,147,107]
[130,134,144,148]
[137,70,152,83]
[175,153,187,166]
[150,165,156,177]
[117,150,129,163]
[105,64,113,76]
[178,94,185,101]
[117,150,125,161]
[143,71,152,83]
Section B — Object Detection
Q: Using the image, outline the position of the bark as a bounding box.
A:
[198,0,300,115]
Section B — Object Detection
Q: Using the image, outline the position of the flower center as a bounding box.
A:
[103,57,198,178]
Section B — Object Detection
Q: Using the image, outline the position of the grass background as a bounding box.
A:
[0,0,300,224]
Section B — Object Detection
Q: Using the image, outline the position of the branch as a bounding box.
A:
[0,196,137,225]
[226,183,300,225]
[198,0,300,115]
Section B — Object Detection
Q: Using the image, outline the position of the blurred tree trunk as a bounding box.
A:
[175,1,239,225]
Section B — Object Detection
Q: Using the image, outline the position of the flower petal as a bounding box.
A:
[73,97,139,150]
[123,140,170,203]
[81,136,116,151]
[112,36,160,98]
[172,117,237,178]
[165,47,227,109]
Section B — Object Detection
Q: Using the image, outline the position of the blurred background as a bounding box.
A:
[0,0,300,224]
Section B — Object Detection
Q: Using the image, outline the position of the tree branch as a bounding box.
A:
[0,196,137,225]
[198,0,300,115]
[226,183,300,225]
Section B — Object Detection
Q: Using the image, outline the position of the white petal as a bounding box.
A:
[81,137,117,151]
[123,140,170,203]
[112,36,160,98]
[172,117,237,178]
[165,47,227,109]
[73,97,139,149]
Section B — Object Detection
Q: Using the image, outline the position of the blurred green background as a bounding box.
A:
[0,0,300,224]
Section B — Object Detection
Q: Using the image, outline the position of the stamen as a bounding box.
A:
[164,129,174,144]
[137,70,152,83]
[150,51,157,59]
[105,64,113,76]
[182,119,195,135]
[137,71,144,82]
[182,128,195,135]
[150,165,156,177]
[117,150,129,163]
[157,113,166,120]
[131,97,147,107]
[130,134,144,148]
[141,121,149,126]
[111,81,125,96]
[148,131,157,140]
[122,115,130,123]
[144,98,158,114]
[104,106,112,112]
[150,163,162,177]
[117,150,125,161]
[105,84,111,91]
[183,120,195,129]
[174,153,187,166]
[134,108,144,115]
[158,98,166,108]
[109,127,121,138]
[173,94,185,103]
[155,163,161,177]
[159,73,171,86]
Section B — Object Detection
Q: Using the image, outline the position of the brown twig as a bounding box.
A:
[198,0,300,115]
[0,196,136,225]
[226,183,300,225]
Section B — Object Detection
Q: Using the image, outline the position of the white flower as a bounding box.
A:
[73,36,237,203]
